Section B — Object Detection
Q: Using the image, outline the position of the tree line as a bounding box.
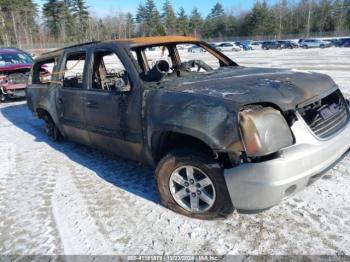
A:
[0,0,349,48]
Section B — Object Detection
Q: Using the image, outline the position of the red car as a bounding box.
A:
[0,48,33,102]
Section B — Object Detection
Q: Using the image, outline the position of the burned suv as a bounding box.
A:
[26,36,350,219]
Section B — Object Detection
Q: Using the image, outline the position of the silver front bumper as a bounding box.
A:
[224,112,350,210]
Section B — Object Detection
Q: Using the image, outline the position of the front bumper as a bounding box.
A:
[224,112,350,210]
[1,86,26,98]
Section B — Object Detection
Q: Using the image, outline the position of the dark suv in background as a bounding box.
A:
[261,41,282,50]
[277,40,299,49]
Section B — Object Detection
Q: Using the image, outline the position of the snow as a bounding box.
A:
[0,48,350,255]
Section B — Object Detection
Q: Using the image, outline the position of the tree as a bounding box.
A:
[242,1,278,36]
[42,0,63,40]
[137,0,164,36]
[125,13,135,38]
[71,0,89,42]
[135,3,147,36]
[208,2,225,19]
[176,7,189,36]
[205,3,226,38]
[61,0,75,42]
[162,0,177,35]
[189,7,202,37]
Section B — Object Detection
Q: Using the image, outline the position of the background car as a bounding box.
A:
[0,47,33,102]
[240,40,253,51]
[251,41,263,50]
[188,45,206,53]
[277,40,299,49]
[216,42,241,52]
[261,41,282,50]
[338,38,350,47]
[299,39,332,48]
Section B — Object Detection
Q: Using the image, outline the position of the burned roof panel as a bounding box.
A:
[111,36,199,46]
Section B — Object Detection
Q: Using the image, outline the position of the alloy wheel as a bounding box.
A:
[169,165,216,213]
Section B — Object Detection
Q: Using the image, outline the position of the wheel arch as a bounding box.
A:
[151,130,217,164]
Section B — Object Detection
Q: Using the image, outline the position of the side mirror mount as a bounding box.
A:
[114,71,131,93]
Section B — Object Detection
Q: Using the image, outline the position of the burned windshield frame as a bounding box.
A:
[130,41,238,79]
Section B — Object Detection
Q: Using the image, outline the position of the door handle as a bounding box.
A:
[58,98,63,104]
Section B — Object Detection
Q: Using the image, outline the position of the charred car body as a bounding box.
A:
[0,48,33,102]
[26,36,350,219]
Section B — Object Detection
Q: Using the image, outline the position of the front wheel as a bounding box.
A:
[156,148,233,219]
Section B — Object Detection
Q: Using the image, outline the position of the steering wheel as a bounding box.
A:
[180,60,213,72]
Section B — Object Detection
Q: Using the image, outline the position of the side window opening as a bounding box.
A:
[32,58,58,85]
[91,50,130,92]
[62,52,86,89]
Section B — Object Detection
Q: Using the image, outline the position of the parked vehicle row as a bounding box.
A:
[188,37,350,53]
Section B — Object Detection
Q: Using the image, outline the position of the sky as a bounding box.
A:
[34,0,275,17]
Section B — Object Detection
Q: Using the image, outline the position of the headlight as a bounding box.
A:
[239,107,293,157]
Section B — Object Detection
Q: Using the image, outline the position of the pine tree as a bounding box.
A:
[243,1,278,36]
[209,3,225,19]
[162,0,177,35]
[125,13,135,38]
[189,7,202,37]
[42,0,63,40]
[176,7,189,36]
[71,0,89,42]
[206,3,226,38]
[61,0,75,42]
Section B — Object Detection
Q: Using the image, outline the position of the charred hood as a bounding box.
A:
[164,67,338,111]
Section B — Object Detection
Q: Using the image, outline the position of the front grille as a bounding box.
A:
[298,90,349,139]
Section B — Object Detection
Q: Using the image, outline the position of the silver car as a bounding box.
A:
[300,39,332,49]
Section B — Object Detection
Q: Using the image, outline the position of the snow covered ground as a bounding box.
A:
[0,48,350,255]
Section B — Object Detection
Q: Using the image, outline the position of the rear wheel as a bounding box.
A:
[43,114,62,141]
[156,148,234,219]
[0,93,6,103]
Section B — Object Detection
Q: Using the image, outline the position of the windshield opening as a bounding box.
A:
[131,42,236,82]
[0,53,33,66]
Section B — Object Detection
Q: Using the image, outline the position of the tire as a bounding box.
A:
[43,114,62,141]
[156,147,234,219]
[217,48,222,52]
[320,44,325,49]
[0,92,6,103]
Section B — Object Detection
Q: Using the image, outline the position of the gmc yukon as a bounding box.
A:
[26,36,350,219]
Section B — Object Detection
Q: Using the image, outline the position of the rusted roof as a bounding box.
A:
[40,36,200,57]
[111,36,199,46]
